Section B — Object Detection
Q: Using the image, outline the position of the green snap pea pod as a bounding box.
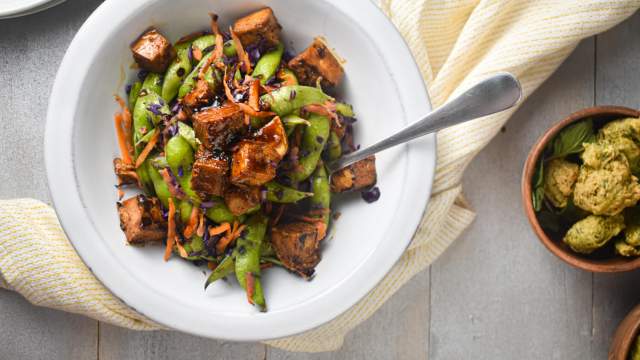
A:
[141,72,163,95]
[161,42,193,102]
[261,240,275,257]
[335,102,354,117]
[205,199,243,224]
[177,122,200,150]
[204,254,235,289]
[147,162,172,208]
[324,131,342,161]
[260,85,333,116]
[178,172,200,205]
[178,52,218,99]
[235,213,268,311]
[265,181,313,203]
[191,35,216,59]
[135,128,158,147]
[150,155,169,169]
[132,92,170,144]
[178,200,192,224]
[310,164,331,229]
[286,114,331,182]
[223,40,237,57]
[282,115,310,136]
[252,43,284,84]
[165,135,194,174]
[128,81,143,110]
[188,235,205,253]
[135,160,154,195]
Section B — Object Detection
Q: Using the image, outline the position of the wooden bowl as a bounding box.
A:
[610,304,640,359]
[522,105,640,272]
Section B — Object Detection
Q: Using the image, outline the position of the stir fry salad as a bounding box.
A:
[113,8,379,311]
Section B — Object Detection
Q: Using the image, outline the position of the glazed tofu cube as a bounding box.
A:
[271,222,321,278]
[330,156,377,193]
[224,185,261,216]
[113,158,139,186]
[117,195,167,244]
[288,38,344,88]
[192,102,246,149]
[232,7,282,48]
[253,117,288,158]
[183,79,213,109]
[191,149,229,197]
[230,140,280,186]
[130,28,176,73]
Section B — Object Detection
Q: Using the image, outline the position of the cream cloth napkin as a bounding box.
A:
[1,0,639,353]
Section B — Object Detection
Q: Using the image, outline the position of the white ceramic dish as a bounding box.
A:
[45,0,435,341]
[0,0,64,19]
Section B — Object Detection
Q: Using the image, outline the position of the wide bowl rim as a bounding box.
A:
[521,105,640,273]
[44,0,436,341]
[609,303,640,359]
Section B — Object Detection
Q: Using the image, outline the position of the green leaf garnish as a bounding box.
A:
[551,119,595,159]
[532,158,545,212]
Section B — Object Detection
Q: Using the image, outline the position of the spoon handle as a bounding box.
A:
[326,72,522,173]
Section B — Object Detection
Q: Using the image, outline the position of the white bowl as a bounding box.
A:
[45,0,435,341]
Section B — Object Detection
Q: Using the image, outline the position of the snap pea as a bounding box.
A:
[132,92,170,144]
[178,200,192,224]
[189,235,205,254]
[204,254,235,289]
[235,213,268,311]
[260,86,333,116]
[165,135,194,174]
[150,155,169,169]
[177,122,199,150]
[128,81,142,110]
[161,42,193,102]
[136,159,154,195]
[265,181,313,203]
[205,199,243,224]
[278,68,298,86]
[147,162,171,208]
[177,172,200,205]
[282,115,310,136]
[285,114,331,182]
[223,40,237,57]
[252,43,283,84]
[178,52,220,99]
[141,72,163,95]
[191,34,216,59]
[310,164,331,229]
[335,102,354,117]
[324,131,342,161]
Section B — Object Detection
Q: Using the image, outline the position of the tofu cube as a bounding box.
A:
[232,7,282,48]
[330,156,377,193]
[113,158,138,186]
[117,195,167,244]
[130,28,176,73]
[224,185,261,216]
[183,79,213,109]
[192,102,246,149]
[230,140,280,186]
[191,149,229,197]
[288,38,344,88]
[271,222,321,278]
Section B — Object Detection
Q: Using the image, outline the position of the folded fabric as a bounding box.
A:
[1,0,638,353]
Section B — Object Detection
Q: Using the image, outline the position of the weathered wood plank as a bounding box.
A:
[428,39,596,359]
[593,11,640,360]
[267,269,429,360]
[99,325,265,360]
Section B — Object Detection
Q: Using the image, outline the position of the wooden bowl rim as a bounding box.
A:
[521,105,640,273]
[609,303,640,359]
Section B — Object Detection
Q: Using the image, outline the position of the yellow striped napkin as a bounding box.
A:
[1,0,639,353]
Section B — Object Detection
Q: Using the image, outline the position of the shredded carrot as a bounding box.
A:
[160,169,186,199]
[164,198,176,261]
[307,208,331,215]
[196,212,206,237]
[303,103,339,123]
[176,240,189,258]
[294,215,325,223]
[277,69,297,86]
[208,262,218,270]
[198,54,215,80]
[209,222,231,236]
[215,221,245,254]
[183,206,200,239]
[315,222,327,239]
[208,14,225,67]
[260,263,273,270]
[192,46,203,62]
[230,27,252,73]
[134,130,160,168]
[114,113,133,165]
[223,70,236,103]
[208,12,221,35]
[248,79,260,111]
[245,272,255,305]
[244,113,250,126]
[237,102,275,118]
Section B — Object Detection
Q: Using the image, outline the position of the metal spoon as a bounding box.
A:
[326,72,522,173]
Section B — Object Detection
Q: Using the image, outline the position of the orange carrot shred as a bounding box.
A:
[193,46,203,62]
[209,222,231,236]
[223,70,236,103]
[246,272,255,305]
[196,212,206,237]
[236,102,275,118]
[183,206,200,239]
[164,198,176,261]
[230,27,251,73]
[114,113,133,165]
[208,13,224,67]
[176,239,189,258]
[208,262,218,270]
[134,130,159,168]
[260,263,273,270]
[248,79,260,111]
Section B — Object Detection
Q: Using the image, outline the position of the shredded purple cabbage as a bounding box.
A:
[177,166,184,177]
[168,124,178,137]
[137,70,149,81]
[125,84,132,94]
[361,187,381,203]
[200,200,217,209]
[148,103,163,115]
[187,45,194,63]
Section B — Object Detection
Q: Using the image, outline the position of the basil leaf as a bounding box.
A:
[178,122,200,150]
[532,158,545,212]
[552,119,595,158]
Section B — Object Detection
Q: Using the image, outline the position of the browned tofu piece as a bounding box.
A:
[288,38,344,88]
[113,158,139,186]
[271,222,321,278]
[117,195,167,244]
[330,156,377,193]
[191,149,229,197]
[253,117,288,158]
[224,185,261,216]
[232,8,282,48]
[193,102,246,149]
[230,140,280,186]
[183,79,213,109]
[130,28,176,73]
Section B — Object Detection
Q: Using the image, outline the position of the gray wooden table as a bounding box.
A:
[1,1,639,359]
